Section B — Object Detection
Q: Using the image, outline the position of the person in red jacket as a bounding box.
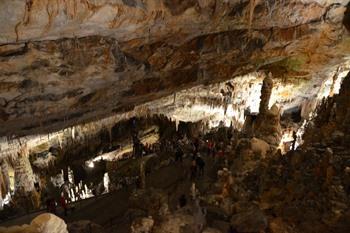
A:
[59,193,68,216]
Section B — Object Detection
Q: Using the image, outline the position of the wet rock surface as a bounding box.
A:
[1,73,350,233]
[0,2,350,232]
[0,0,349,136]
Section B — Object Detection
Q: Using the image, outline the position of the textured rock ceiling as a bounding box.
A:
[0,0,350,136]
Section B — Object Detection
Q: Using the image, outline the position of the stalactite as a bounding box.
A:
[109,6,124,29]
[23,0,34,26]
[64,0,77,19]
[44,0,59,33]
[14,21,21,42]
[68,166,74,184]
[248,0,259,34]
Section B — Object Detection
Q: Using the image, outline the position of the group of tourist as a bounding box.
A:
[45,193,69,217]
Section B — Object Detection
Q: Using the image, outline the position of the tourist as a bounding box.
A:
[175,144,183,162]
[196,155,205,176]
[292,130,297,150]
[178,194,187,208]
[215,146,225,164]
[206,139,214,157]
[194,138,200,154]
[190,158,197,180]
[59,193,68,216]
[46,197,56,214]
[228,225,238,233]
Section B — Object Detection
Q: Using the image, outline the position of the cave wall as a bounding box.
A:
[0,0,349,136]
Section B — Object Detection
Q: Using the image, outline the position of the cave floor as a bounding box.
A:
[0,154,212,232]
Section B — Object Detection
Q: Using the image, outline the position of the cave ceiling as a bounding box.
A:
[0,0,350,136]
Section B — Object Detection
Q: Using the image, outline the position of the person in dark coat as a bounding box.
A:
[175,145,183,162]
[190,158,197,180]
[59,193,68,216]
[196,155,205,176]
[292,130,297,150]
[178,194,187,208]
[228,225,238,233]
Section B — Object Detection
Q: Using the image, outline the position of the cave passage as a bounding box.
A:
[1,1,350,233]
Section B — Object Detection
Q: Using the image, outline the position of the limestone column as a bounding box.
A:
[259,73,273,114]
[14,144,35,194]
[14,144,41,210]
[0,160,10,197]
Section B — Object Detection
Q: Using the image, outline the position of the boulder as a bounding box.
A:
[202,227,222,233]
[331,130,344,142]
[124,208,148,220]
[153,212,194,233]
[250,137,270,158]
[206,206,230,222]
[268,218,295,233]
[231,207,268,233]
[131,216,154,233]
[68,220,105,233]
[210,220,231,233]
[129,188,169,217]
[0,214,68,233]
[30,214,68,233]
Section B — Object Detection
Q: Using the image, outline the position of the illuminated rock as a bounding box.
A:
[14,144,35,193]
[250,137,270,158]
[30,214,68,233]
[0,213,67,233]
[0,0,349,136]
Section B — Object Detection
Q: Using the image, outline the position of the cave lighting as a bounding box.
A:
[88,161,94,168]
[278,129,293,154]
[0,192,12,210]
[103,173,110,193]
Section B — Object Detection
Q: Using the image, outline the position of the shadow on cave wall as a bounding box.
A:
[343,2,350,32]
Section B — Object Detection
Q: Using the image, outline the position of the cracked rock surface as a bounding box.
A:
[0,0,349,136]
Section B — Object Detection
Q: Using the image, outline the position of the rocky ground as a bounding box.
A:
[2,68,350,233]
[123,74,350,233]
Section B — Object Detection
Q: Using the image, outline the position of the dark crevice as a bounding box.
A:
[344,2,350,32]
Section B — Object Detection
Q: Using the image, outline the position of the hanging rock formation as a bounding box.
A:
[0,0,349,136]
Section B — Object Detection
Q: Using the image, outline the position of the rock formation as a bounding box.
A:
[0,0,349,136]
[258,74,273,115]
[14,144,35,194]
[0,213,68,233]
[0,2,349,233]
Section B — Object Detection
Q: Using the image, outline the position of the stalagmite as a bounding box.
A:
[71,126,75,140]
[14,144,35,194]
[68,167,74,184]
[259,73,273,115]
[0,160,10,198]
[103,173,110,193]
